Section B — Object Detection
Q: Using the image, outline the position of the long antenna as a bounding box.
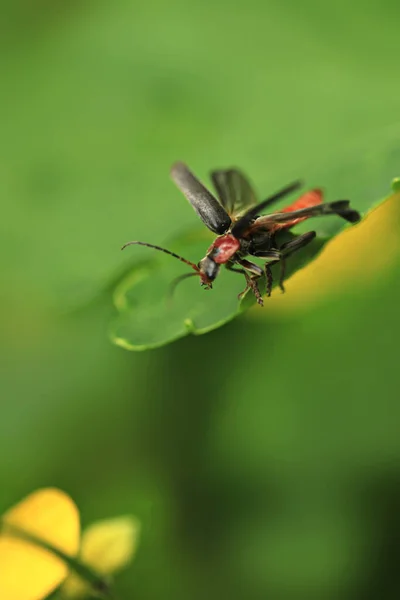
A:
[169,271,200,299]
[121,240,199,272]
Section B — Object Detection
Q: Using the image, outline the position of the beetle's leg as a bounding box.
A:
[236,259,264,306]
[278,259,286,292]
[278,231,316,255]
[265,261,277,297]
[245,273,263,306]
[226,262,251,300]
[227,261,263,305]
[237,259,264,278]
[248,250,281,297]
[235,271,263,305]
[251,232,315,293]
[225,262,246,275]
[226,262,253,302]
[277,231,316,292]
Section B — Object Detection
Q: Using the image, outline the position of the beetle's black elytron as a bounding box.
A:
[122,163,361,305]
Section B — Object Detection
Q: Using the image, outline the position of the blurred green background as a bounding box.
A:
[1,0,400,598]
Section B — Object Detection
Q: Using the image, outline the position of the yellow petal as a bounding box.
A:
[0,488,80,600]
[62,516,140,599]
[80,515,140,575]
[59,573,89,599]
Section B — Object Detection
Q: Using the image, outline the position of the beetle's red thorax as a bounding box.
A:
[207,234,240,264]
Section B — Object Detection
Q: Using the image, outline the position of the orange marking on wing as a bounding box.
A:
[246,189,324,236]
[273,189,323,230]
[280,189,323,213]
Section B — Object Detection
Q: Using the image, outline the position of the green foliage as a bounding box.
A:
[1,1,400,599]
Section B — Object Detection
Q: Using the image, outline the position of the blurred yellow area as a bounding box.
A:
[62,516,140,598]
[0,489,80,600]
[252,191,400,316]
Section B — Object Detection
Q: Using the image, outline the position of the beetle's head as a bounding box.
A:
[197,255,220,289]
[121,240,220,293]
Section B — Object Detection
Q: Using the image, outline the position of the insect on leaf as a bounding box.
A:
[110,138,400,350]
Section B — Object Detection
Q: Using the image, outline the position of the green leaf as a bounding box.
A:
[2,0,400,312]
[110,171,398,350]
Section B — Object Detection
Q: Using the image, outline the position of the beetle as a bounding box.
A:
[122,162,361,305]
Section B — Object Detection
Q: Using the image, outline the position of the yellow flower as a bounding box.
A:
[0,489,140,600]
[61,516,140,598]
[0,488,80,600]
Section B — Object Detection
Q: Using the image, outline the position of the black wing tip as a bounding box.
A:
[342,210,362,223]
[331,200,350,210]
[280,180,303,195]
[331,200,361,223]
[289,179,303,190]
[217,220,233,234]
[276,179,303,199]
[259,179,304,210]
